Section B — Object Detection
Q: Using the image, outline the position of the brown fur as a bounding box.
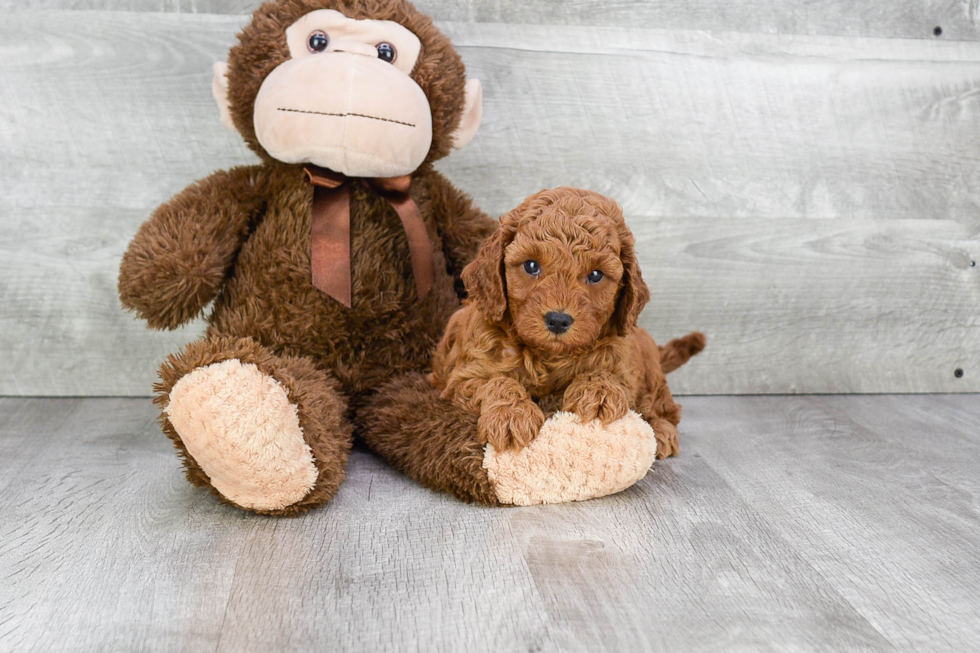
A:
[430,188,705,458]
[119,0,496,513]
[358,373,500,505]
[660,332,708,375]
[155,336,353,515]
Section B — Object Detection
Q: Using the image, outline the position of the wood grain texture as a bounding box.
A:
[2,395,979,651]
[682,394,980,651]
[642,218,979,394]
[4,0,979,42]
[1,10,979,395]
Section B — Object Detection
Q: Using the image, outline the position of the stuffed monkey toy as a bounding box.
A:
[120,0,668,514]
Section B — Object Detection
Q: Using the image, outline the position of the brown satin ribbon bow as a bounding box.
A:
[304,165,435,308]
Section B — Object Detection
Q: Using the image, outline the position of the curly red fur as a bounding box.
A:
[432,187,705,457]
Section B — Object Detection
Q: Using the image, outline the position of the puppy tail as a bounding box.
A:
[659,332,706,374]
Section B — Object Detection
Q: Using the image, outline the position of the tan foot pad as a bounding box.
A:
[165,360,318,512]
[483,411,657,506]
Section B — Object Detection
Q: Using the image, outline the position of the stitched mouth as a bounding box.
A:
[277,107,416,128]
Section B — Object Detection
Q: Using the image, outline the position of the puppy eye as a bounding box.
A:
[376,42,397,63]
[523,260,541,275]
[308,31,330,53]
[587,270,604,284]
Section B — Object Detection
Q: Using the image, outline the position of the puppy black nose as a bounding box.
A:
[545,311,574,334]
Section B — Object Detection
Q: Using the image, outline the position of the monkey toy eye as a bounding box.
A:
[307,31,329,53]
[376,42,397,63]
[586,270,604,284]
[523,260,541,276]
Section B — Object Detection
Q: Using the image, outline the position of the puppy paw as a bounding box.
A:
[563,376,630,425]
[653,419,680,459]
[479,400,546,452]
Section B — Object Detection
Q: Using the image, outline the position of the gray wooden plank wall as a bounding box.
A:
[4,0,980,41]
[1,2,978,396]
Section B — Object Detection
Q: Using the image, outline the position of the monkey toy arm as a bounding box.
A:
[118,165,267,330]
[424,171,497,290]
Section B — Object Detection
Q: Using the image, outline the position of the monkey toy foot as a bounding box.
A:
[483,410,658,506]
[156,337,353,515]
[359,373,659,507]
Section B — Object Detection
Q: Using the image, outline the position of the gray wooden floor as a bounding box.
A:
[1,395,978,652]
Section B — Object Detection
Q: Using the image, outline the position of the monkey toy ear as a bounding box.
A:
[451,79,483,150]
[211,62,236,131]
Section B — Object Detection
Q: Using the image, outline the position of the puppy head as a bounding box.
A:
[462,187,650,353]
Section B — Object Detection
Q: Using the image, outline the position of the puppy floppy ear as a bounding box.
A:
[610,226,651,336]
[461,219,515,323]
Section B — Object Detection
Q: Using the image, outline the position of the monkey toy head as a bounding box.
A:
[212,0,483,178]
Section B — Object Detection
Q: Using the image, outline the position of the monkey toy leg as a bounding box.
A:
[359,373,657,507]
[357,373,500,505]
[156,336,353,515]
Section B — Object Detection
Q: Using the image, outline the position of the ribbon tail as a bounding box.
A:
[385,194,436,300]
[310,184,352,308]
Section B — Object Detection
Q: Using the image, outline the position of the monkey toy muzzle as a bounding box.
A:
[253,48,433,178]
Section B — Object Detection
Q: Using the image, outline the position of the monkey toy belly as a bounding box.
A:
[207,170,461,399]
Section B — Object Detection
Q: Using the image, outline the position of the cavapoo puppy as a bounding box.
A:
[430,187,705,458]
